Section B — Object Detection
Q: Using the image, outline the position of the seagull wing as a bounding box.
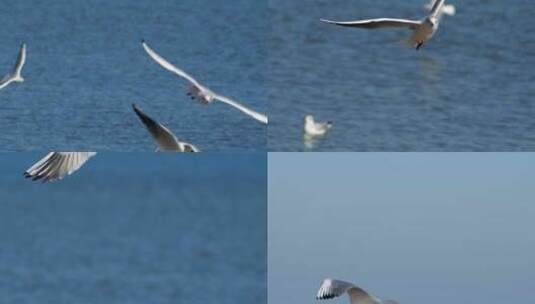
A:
[13,43,26,77]
[182,142,201,152]
[213,93,268,124]
[442,4,456,16]
[141,40,203,88]
[320,18,421,29]
[24,152,97,182]
[316,279,379,304]
[132,104,185,151]
[425,1,455,16]
[0,77,12,90]
[428,0,445,17]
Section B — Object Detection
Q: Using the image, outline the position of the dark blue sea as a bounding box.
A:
[0,0,267,151]
[267,0,535,151]
[0,153,266,303]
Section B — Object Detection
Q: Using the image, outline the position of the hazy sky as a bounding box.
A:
[269,153,535,304]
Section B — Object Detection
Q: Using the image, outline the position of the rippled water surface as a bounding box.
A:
[0,0,267,151]
[268,0,535,151]
[0,153,266,303]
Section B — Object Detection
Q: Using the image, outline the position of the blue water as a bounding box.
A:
[269,153,535,304]
[0,0,267,151]
[0,153,266,303]
[267,0,535,151]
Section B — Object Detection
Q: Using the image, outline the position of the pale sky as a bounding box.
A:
[269,153,535,304]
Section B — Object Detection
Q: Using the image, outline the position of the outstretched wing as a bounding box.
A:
[24,152,97,182]
[320,18,421,29]
[141,40,203,88]
[316,279,379,304]
[132,104,183,151]
[182,142,201,152]
[13,43,26,76]
[428,0,445,17]
[213,93,268,124]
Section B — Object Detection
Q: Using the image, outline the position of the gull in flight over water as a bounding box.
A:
[0,43,26,90]
[304,114,332,137]
[424,0,455,17]
[321,0,448,49]
[141,40,268,124]
[133,104,200,152]
[24,152,97,182]
[316,278,398,304]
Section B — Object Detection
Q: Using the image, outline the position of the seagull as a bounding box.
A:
[321,0,447,49]
[304,114,332,136]
[424,0,455,17]
[132,104,200,152]
[0,43,26,90]
[24,152,97,182]
[141,40,268,124]
[316,278,399,304]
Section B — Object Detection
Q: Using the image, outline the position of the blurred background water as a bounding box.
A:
[0,153,266,304]
[267,0,535,151]
[0,0,267,151]
[269,153,535,304]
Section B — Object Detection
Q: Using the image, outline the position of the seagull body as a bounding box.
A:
[321,0,447,49]
[24,152,96,182]
[141,40,268,124]
[304,115,332,136]
[132,104,200,152]
[0,43,26,90]
[316,279,398,304]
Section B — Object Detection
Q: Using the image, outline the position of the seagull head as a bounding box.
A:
[304,114,315,124]
[427,16,439,27]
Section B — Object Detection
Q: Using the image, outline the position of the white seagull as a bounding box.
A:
[304,114,332,136]
[316,278,398,304]
[24,152,97,182]
[133,104,200,152]
[321,0,447,49]
[424,0,455,17]
[141,40,268,124]
[0,43,26,90]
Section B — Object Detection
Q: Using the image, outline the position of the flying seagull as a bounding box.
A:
[0,43,26,90]
[141,40,268,124]
[132,104,200,152]
[321,0,447,49]
[304,114,332,136]
[424,0,455,16]
[316,278,398,304]
[24,152,97,182]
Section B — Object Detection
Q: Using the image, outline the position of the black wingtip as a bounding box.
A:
[141,39,146,44]
[132,103,143,116]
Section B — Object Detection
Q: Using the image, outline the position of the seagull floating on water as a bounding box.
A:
[24,152,97,182]
[316,278,398,304]
[0,43,26,90]
[141,40,268,124]
[133,104,200,152]
[321,0,448,49]
[304,114,332,136]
